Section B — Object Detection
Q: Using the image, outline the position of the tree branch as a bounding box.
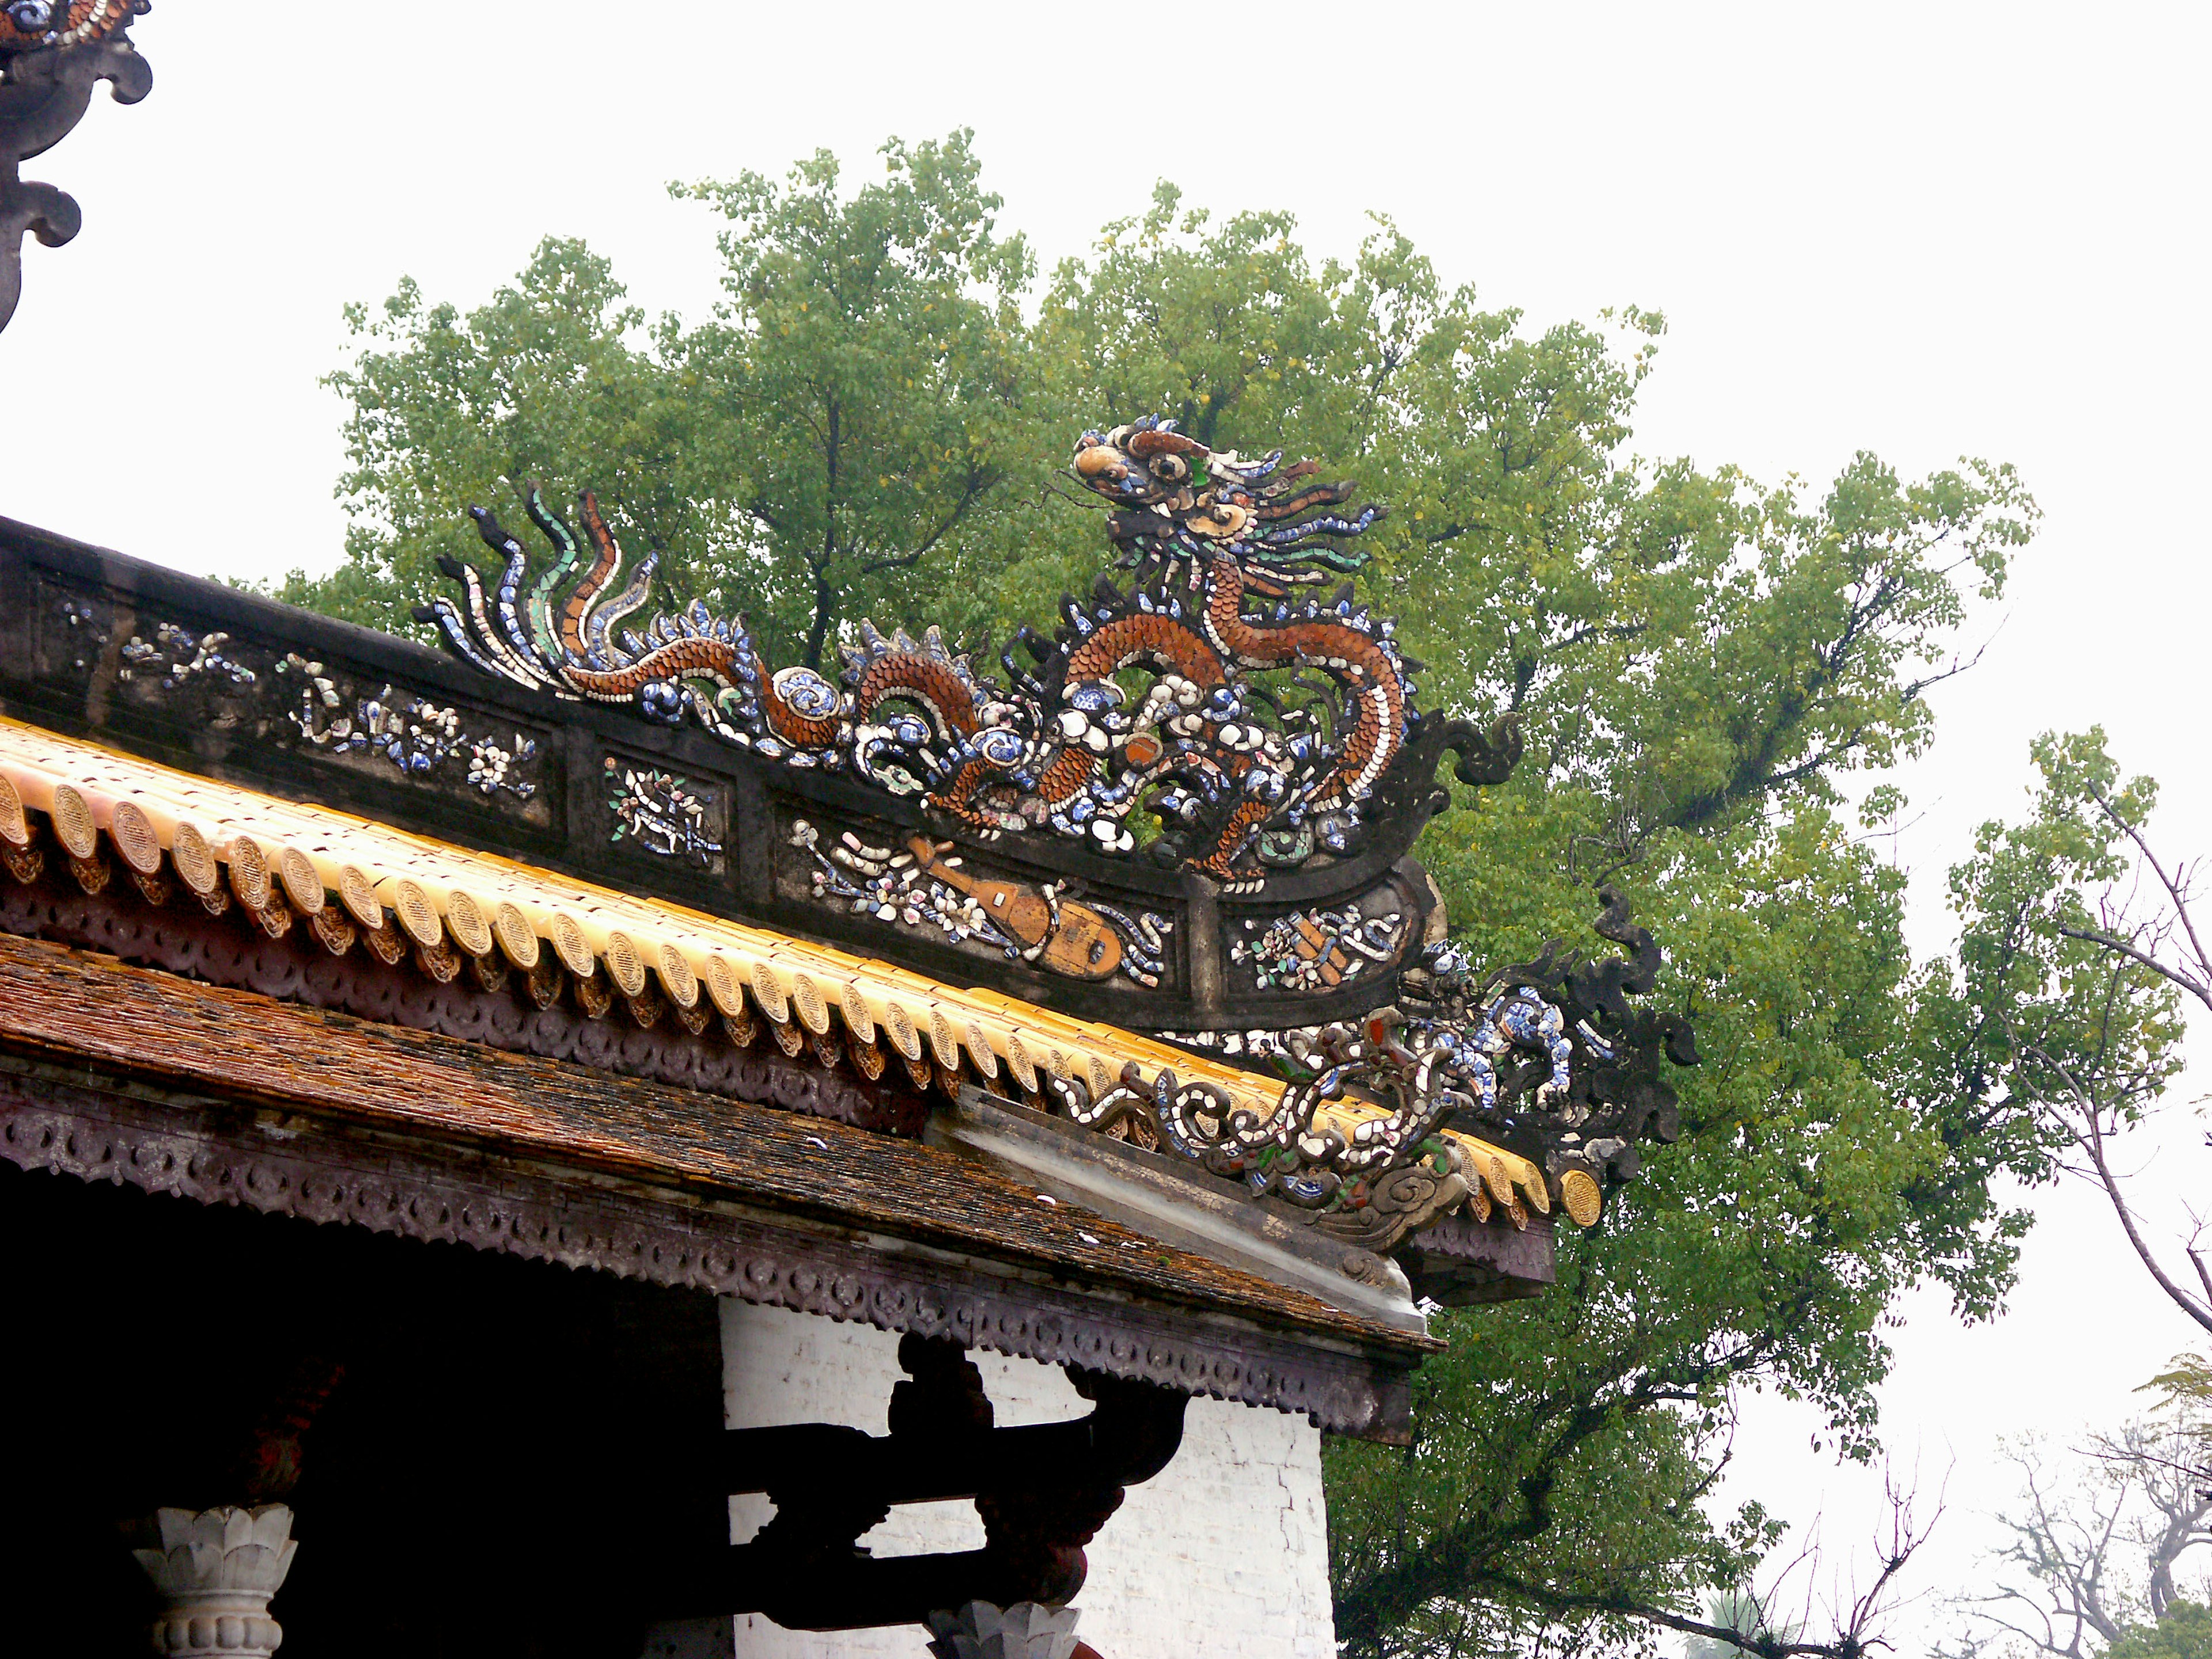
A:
[2017,1044,2212,1337]
[2053,921,2212,1010]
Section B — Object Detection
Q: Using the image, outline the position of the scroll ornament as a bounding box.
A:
[1051,889,1698,1249]
[0,0,151,333]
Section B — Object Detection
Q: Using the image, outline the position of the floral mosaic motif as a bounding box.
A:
[421,421,1521,897]
[278,656,537,798]
[605,760,722,865]
[54,601,262,691]
[53,597,98,670]
[1231,904,1406,993]
[791,818,1172,987]
[112,619,260,692]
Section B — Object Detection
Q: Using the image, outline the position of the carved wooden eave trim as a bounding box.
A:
[0,823,928,1138]
[0,931,1430,1440]
[0,1067,1412,1441]
[0,855,1545,1317]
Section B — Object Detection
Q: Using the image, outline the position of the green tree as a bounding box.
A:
[1036,183,1430,463]
[297,142,2107,1659]
[1934,731,2212,1658]
[1941,731,2212,1350]
[2145,1357,2212,1420]
[2108,1602,2212,1659]
[671,130,1037,665]
[293,236,699,638]
[295,132,1040,666]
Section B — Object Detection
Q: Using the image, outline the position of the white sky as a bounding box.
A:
[3,3,2207,1650]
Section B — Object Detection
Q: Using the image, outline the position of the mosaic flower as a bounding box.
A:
[606,761,722,865]
[281,657,537,798]
[116,622,257,691]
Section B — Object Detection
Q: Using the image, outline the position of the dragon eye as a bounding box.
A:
[1153,454,1190,483]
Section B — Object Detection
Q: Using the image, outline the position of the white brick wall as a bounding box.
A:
[720,1301,1337,1659]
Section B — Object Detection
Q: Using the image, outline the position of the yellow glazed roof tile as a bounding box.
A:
[0,714,1555,1219]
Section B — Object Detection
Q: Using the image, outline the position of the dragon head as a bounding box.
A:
[1070,416,1387,586]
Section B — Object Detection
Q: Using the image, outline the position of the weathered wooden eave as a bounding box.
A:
[0,930,1435,1441]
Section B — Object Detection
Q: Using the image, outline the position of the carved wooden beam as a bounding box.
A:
[652,1338,1188,1632]
[705,1350,1187,1512]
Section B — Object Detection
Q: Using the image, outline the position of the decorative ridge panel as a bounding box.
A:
[0,512,1459,1036]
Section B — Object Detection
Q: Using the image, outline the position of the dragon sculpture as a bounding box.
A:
[420,418,1423,888]
[422,421,1696,1246]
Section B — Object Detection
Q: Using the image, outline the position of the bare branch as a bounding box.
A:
[2053,920,2212,1010]
[2084,777,2212,1021]
[2014,1043,2212,1336]
[1952,1416,2212,1652]
[1516,1465,1946,1659]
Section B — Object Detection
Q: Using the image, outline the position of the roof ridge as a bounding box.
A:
[0,714,1557,1235]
